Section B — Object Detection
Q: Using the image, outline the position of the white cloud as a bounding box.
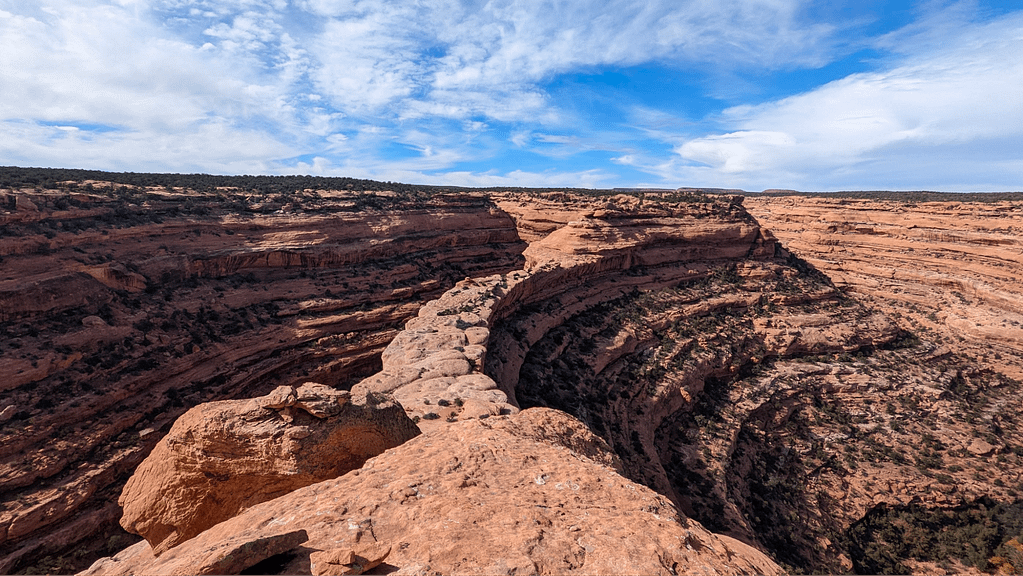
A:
[297,0,842,123]
[0,1,285,129]
[669,10,1023,190]
[0,0,337,172]
[421,168,614,188]
[1,0,1019,191]
[0,0,846,176]
[325,164,617,189]
[0,119,292,174]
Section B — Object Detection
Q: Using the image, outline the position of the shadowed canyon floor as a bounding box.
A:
[1,173,1022,574]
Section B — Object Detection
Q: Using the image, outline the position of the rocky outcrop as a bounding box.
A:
[354,194,811,432]
[118,383,419,555]
[344,191,1023,573]
[83,408,784,576]
[6,179,1023,575]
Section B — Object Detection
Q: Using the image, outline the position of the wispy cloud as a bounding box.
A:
[665,8,1023,190]
[0,0,1020,189]
[0,0,311,170]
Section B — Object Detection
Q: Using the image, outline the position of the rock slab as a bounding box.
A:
[118,382,419,554]
[86,408,783,576]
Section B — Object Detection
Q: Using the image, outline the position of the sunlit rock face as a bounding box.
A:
[117,382,420,555]
[0,185,525,574]
[744,194,1023,378]
[87,408,785,576]
[3,179,1023,575]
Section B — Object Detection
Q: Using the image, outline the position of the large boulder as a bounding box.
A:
[118,383,419,555]
[89,408,783,576]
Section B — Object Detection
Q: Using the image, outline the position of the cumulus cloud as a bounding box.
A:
[669,9,1023,190]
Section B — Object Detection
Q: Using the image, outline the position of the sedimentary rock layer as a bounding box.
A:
[744,195,1023,376]
[0,187,524,574]
[105,191,916,574]
[346,191,1023,573]
[6,183,1023,575]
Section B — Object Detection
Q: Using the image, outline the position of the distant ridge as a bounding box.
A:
[753,189,1023,202]
[2,165,1020,202]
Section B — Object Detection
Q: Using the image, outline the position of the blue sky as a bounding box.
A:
[1,0,1021,190]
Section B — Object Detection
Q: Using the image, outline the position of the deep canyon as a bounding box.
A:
[1,169,1022,575]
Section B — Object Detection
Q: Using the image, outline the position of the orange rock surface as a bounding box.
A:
[84,409,784,576]
[118,383,419,555]
[3,179,1023,575]
[744,195,1023,377]
[0,188,524,573]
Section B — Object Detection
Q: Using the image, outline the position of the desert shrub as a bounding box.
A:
[842,497,1023,574]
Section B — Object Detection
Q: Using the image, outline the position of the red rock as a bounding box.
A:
[118,383,419,554]
[7,184,1023,574]
[967,438,996,456]
[82,408,784,576]
[0,190,527,572]
[310,543,391,576]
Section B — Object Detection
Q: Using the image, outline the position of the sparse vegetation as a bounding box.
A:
[4,169,1023,575]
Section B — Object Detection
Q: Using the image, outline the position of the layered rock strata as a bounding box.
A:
[7,184,1023,574]
[744,195,1023,378]
[101,191,907,574]
[354,193,802,430]
[0,187,524,574]
[344,191,1023,572]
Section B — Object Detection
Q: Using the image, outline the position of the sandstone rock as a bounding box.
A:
[744,195,1023,377]
[118,383,419,554]
[310,543,391,576]
[76,541,153,576]
[184,529,308,576]
[84,408,784,576]
[10,184,1023,575]
[80,529,309,576]
[0,405,15,423]
[0,189,529,574]
[464,326,489,345]
[15,196,38,211]
[967,438,996,456]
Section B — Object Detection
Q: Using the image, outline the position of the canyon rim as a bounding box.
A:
[1,168,1022,575]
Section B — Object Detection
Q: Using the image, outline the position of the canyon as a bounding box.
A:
[1,171,1022,574]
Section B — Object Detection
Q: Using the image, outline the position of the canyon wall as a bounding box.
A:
[0,187,524,574]
[744,195,1023,378]
[2,182,1023,575]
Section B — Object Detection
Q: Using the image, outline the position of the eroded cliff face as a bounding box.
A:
[4,183,1023,575]
[738,194,1023,572]
[744,195,1023,379]
[0,186,524,574]
[337,191,1023,574]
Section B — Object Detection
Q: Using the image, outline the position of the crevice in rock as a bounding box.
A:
[237,551,299,575]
